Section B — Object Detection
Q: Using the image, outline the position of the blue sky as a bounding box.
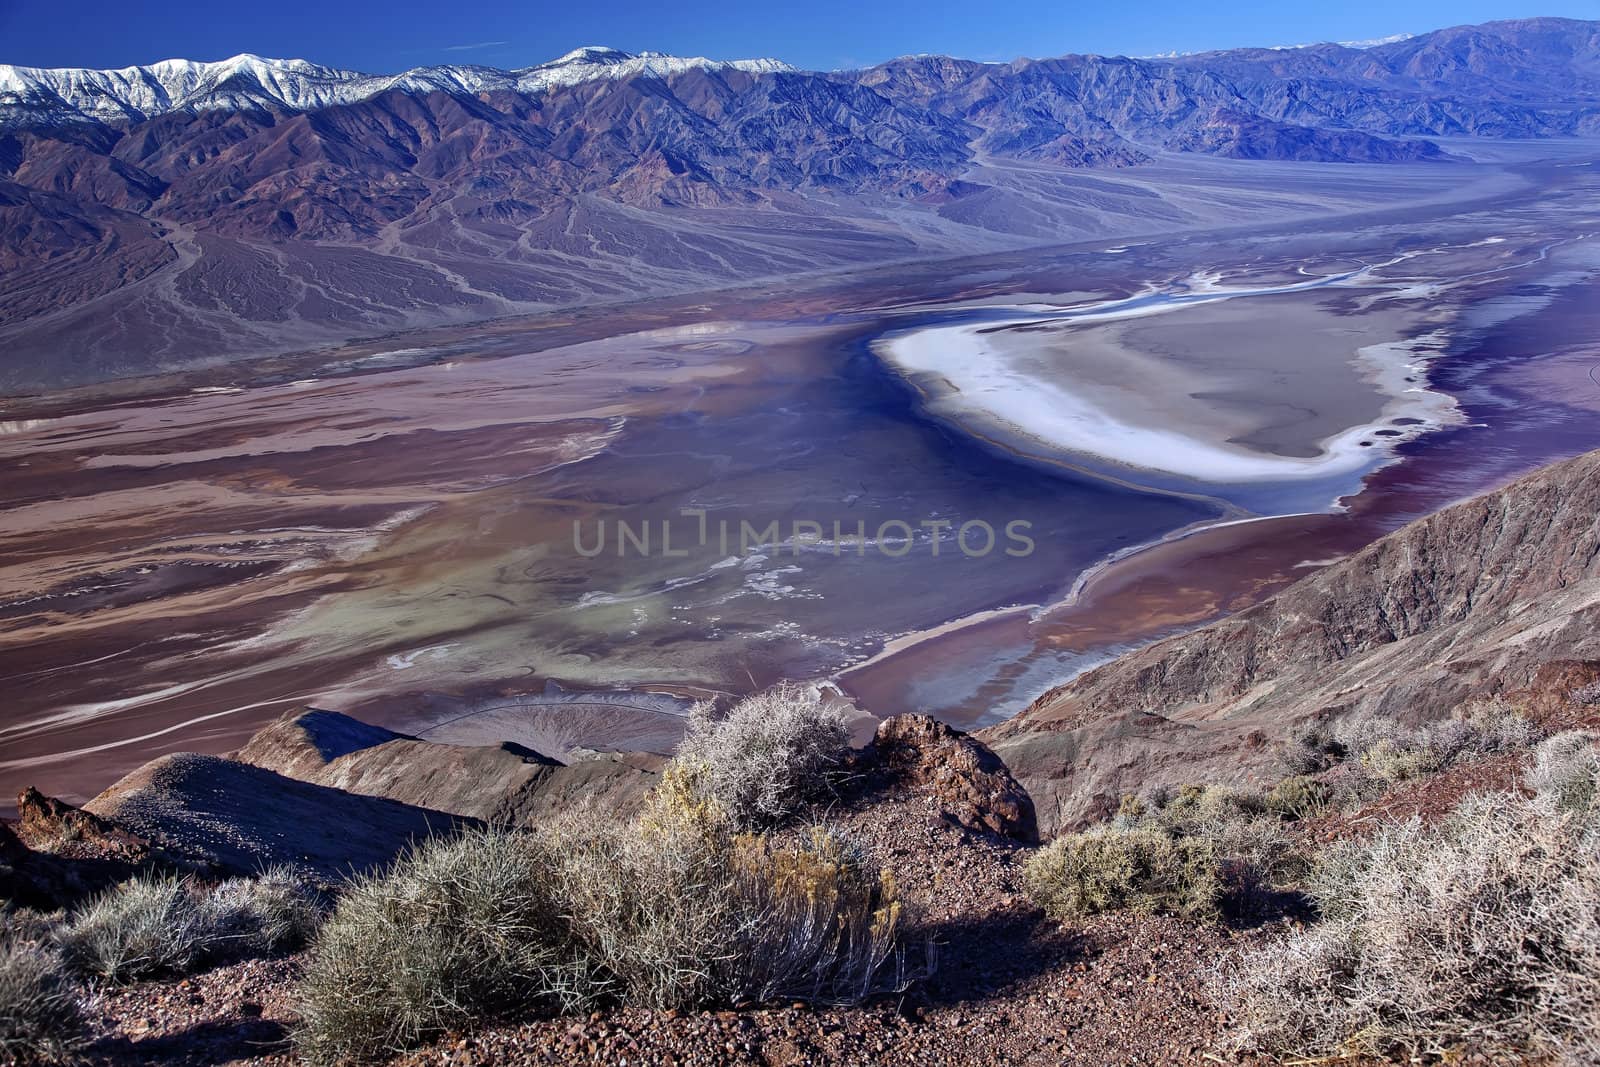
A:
[2,0,1597,72]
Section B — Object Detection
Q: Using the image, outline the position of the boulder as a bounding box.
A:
[862,715,1037,841]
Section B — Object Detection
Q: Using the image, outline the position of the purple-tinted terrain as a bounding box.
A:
[2,17,1599,389]
[6,17,1600,815]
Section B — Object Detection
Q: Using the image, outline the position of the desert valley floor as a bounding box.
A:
[6,145,1600,811]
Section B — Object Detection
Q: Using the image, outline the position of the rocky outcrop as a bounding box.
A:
[860,714,1037,841]
[14,785,154,862]
[2,789,192,907]
[984,448,1600,835]
[1170,108,1451,163]
[1,820,83,909]
[235,708,659,825]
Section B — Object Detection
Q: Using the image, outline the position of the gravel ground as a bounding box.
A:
[83,955,302,1066]
[388,787,1275,1067]
[75,783,1274,1066]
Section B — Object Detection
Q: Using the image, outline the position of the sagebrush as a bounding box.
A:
[1265,775,1331,821]
[294,828,595,1067]
[0,925,84,1065]
[1025,827,1222,921]
[1329,703,1538,789]
[1221,791,1600,1062]
[553,765,904,1009]
[295,768,909,1065]
[1527,730,1600,814]
[57,868,320,983]
[1281,705,1538,794]
[1118,782,1307,895]
[675,682,851,825]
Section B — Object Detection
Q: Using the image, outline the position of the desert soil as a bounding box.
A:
[73,784,1278,1066]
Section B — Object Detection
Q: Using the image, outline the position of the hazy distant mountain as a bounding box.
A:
[1,18,1598,390]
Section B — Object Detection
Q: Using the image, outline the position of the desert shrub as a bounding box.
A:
[1327,705,1539,793]
[198,867,324,958]
[1143,782,1177,809]
[1265,776,1331,822]
[1528,731,1600,814]
[1144,783,1252,832]
[551,765,906,1009]
[0,911,59,947]
[295,828,595,1067]
[1412,703,1539,767]
[1114,783,1306,898]
[57,874,204,982]
[675,682,851,825]
[729,828,904,1003]
[0,925,84,1065]
[1280,722,1345,776]
[1158,783,1210,815]
[296,773,909,1065]
[1328,715,1406,766]
[1221,793,1600,1062]
[1463,700,1541,752]
[1025,828,1222,922]
[1357,736,1443,783]
[1569,681,1600,707]
[1112,793,1147,828]
[1161,786,1305,894]
[58,869,321,983]
[1168,784,1265,821]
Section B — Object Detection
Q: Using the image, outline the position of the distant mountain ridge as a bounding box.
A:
[0,47,797,125]
[6,18,1599,137]
[2,18,1599,389]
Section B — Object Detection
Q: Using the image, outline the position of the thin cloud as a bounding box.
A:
[442,41,510,52]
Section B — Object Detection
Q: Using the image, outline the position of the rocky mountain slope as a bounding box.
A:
[8,451,1600,1065]
[1,18,1598,389]
[12,448,1600,1063]
[66,708,661,883]
[13,448,1600,872]
[984,447,1600,834]
[82,755,466,885]
[234,708,661,826]
[3,708,1027,893]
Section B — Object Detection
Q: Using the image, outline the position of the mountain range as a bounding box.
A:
[0,47,798,125]
[2,17,1599,389]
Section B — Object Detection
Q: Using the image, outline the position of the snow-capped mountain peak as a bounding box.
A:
[546,46,635,67]
[512,47,795,93]
[0,53,372,122]
[0,47,798,126]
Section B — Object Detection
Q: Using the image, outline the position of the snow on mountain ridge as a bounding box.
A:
[0,47,799,124]
[1139,31,1416,59]
[0,53,377,121]
[546,46,635,66]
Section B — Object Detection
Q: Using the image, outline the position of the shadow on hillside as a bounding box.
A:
[909,906,1089,1008]
[902,883,1315,1009]
[1225,885,1316,930]
[89,1017,291,1066]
